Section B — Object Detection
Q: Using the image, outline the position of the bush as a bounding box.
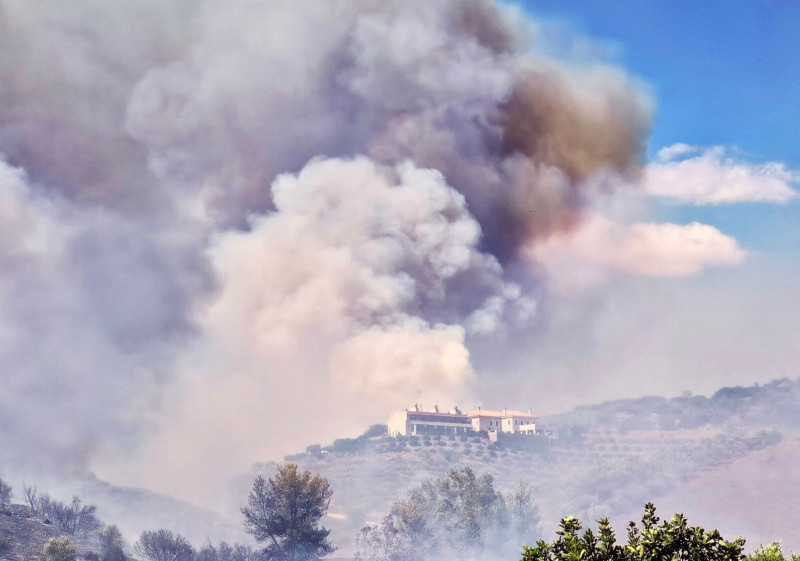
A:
[43,536,77,561]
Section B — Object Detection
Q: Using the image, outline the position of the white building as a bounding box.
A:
[469,408,537,434]
[388,405,537,436]
[387,405,472,436]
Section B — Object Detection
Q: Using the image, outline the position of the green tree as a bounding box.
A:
[521,503,745,561]
[42,536,77,561]
[242,463,335,561]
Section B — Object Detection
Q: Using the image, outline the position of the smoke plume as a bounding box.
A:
[1,0,735,505]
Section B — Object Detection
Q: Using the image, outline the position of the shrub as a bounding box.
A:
[43,536,77,561]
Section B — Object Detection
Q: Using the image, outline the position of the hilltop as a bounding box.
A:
[236,377,800,555]
[4,377,799,557]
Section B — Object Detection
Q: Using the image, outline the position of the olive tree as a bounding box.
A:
[242,463,334,561]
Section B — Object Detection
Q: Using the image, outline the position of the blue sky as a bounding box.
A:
[521,1,800,254]
[522,1,800,166]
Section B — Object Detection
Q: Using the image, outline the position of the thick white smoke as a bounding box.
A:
[0,0,753,506]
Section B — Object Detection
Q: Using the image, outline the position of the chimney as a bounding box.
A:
[503,407,507,416]
[528,408,532,415]
[433,404,439,413]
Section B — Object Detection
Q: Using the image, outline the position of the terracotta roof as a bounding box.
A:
[468,409,537,419]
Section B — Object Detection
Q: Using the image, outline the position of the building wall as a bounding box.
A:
[392,408,536,437]
[389,409,472,436]
[501,416,537,433]
[388,410,410,437]
[471,415,508,432]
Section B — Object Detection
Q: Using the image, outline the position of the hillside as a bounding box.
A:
[5,377,798,557]
[75,475,245,545]
[235,378,800,554]
[0,504,98,560]
[618,435,800,554]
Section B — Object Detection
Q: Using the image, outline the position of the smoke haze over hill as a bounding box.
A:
[0,0,796,511]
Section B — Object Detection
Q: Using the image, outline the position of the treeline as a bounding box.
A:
[4,463,800,561]
[545,378,800,434]
[0,478,257,561]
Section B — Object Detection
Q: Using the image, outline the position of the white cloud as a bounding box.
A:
[644,145,797,205]
[528,215,746,291]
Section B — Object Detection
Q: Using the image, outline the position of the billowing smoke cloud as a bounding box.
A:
[0,158,208,477]
[2,0,740,507]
